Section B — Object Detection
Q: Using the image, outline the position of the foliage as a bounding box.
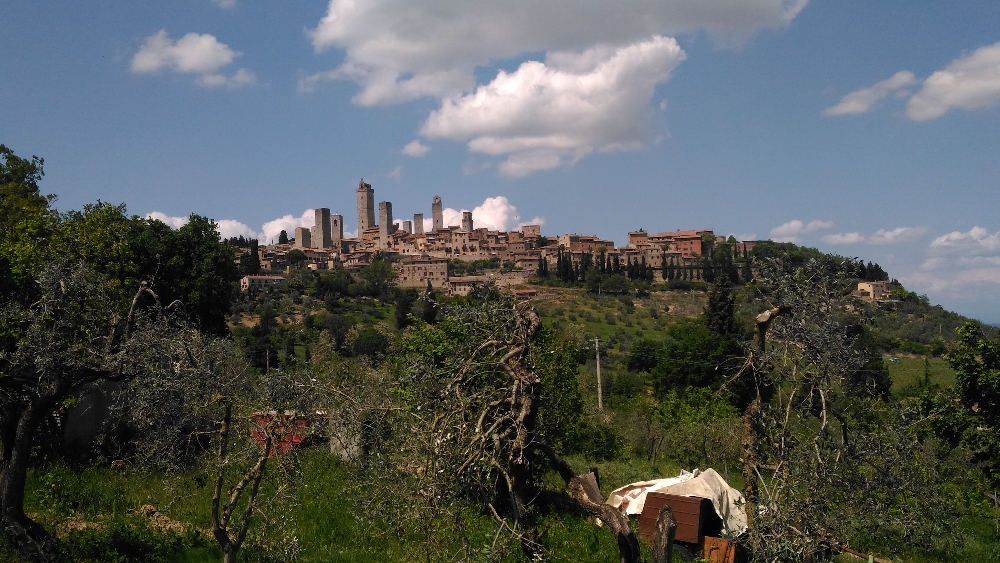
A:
[739,256,964,561]
[650,316,744,400]
[917,321,1000,487]
[360,258,397,298]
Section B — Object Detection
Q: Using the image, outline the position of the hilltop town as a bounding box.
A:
[240,179,761,295]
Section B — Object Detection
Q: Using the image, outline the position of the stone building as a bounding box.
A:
[294,227,311,248]
[400,220,412,234]
[357,179,375,233]
[461,211,473,232]
[312,208,332,249]
[413,213,424,235]
[330,213,344,242]
[378,201,393,249]
[396,256,449,288]
[432,195,443,231]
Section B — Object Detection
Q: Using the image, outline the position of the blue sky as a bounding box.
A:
[3,0,1000,323]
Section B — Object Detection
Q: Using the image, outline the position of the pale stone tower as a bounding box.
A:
[378,201,393,249]
[432,195,443,231]
[413,213,424,235]
[330,213,344,242]
[312,208,331,248]
[401,220,412,234]
[294,227,311,248]
[461,211,473,232]
[357,179,375,233]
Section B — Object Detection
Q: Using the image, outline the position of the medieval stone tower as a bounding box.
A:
[413,213,424,235]
[461,211,473,232]
[312,208,332,248]
[330,213,343,243]
[432,195,443,231]
[357,179,375,233]
[378,201,393,249]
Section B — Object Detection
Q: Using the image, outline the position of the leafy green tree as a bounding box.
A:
[0,145,53,306]
[920,321,1000,486]
[286,248,307,266]
[532,326,584,452]
[651,317,743,396]
[706,274,737,336]
[361,258,397,298]
[0,264,135,561]
[393,288,418,330]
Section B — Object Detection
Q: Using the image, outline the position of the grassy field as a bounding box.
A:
[886,355,956,397]
[7,451,711,563]
[529,287,708,352]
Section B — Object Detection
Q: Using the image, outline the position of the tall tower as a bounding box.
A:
[401,220,412,234]
[461,211,473,232]
[378,201,393,249]
[432,195,443,231]
[330,213,344,242]
[312,208,331,248]
[294,227,311,248]
[413,213,424,235]
[357,179,375,233]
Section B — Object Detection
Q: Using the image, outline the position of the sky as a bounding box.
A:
[2,0,1000,324]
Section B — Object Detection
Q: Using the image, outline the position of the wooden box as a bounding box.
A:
[637,493,722,545]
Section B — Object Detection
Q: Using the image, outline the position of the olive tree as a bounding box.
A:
[734,257,961,561]
[120,317,307,563]
[317,286,676,563]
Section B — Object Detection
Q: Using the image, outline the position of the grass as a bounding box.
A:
[886,355,956,397]
[11,444,998,563]
[530,287,707,353]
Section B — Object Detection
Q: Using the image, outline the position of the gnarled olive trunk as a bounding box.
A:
[0,399,60,563]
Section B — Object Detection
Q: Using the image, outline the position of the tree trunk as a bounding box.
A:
[568,472,642,563]
[0,401,59,562]
[651,504,677,563]
[741,396,760,528]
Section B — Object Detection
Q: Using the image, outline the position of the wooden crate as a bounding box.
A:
[637,493,721,545]
[702,536,740,563]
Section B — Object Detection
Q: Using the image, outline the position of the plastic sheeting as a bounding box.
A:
[605,468,747,538]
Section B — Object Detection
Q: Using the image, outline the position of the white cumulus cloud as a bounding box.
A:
[146,212,189,229]
[869,226,927,245]
[260,209,315,244]
[304,0,806,104]
[823,71,916,116]
[929,226,1000,256]
[419,196,544,232]
[769,219,833,243]
[145,212,257,240]
[131,30,254,89]
[421,37,686,176]
[822,226,927,245]
[907,41,1000,121]
[301,0,807,174]
[821,232,864,245]
[826,41,1000,121]
[903,227,1000,316]
[401,140,431,157]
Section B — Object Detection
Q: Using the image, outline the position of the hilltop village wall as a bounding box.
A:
[249,179,760,295]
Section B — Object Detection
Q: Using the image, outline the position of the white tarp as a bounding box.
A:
[605,468,747,538]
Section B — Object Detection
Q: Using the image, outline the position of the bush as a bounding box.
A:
[567,420,623,461]
[61,517,204,563]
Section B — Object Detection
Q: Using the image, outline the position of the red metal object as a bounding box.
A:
[252,412,308,454]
